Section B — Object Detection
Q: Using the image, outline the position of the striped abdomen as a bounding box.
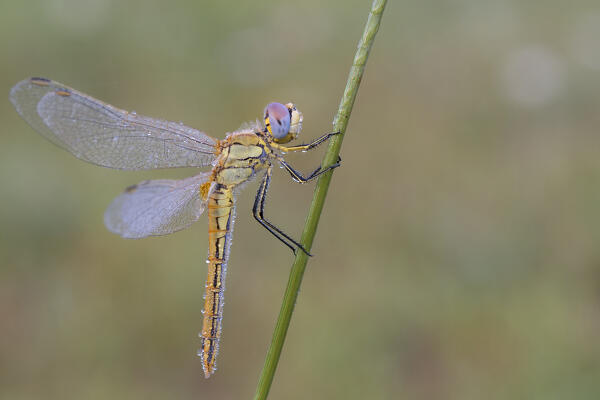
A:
[199,185,236,378]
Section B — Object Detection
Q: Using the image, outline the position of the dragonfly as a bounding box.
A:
[9,77,340,378]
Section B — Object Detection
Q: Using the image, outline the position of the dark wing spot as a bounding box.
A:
[31,77,51,86]
[55,89,71,97]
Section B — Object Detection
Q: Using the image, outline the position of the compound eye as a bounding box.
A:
[264,102,291,139]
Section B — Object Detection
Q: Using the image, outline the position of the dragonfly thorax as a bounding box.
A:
[264,102,303,144]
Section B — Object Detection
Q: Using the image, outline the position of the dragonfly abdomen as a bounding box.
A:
[199,185,236,378]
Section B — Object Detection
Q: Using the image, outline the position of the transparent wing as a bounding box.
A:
[9,77,218,170]
[237,119,262,132]
[104,172,212,238]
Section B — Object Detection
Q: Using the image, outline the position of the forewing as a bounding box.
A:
[10,77,218,170]
[104,173,212,238]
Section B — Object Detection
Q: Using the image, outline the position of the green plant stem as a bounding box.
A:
[253,1,387,398]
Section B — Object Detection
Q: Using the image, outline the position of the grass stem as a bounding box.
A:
[253,1,387,398]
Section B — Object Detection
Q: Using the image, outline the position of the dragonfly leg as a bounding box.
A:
[279,155,341,183]
[253,166,312,256]
[276,131,341,152]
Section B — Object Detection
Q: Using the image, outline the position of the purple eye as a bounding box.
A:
[264,102,291,139]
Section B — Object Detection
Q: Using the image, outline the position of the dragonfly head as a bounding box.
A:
[264,102,303,144]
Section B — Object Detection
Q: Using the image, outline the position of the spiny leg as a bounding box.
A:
[279,155,341,183]
[253,166,311,256]
[277,131,341,152]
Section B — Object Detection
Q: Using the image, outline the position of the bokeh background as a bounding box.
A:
[2,0,600,399]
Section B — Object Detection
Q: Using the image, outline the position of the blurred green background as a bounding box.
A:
[2,0,600,399]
